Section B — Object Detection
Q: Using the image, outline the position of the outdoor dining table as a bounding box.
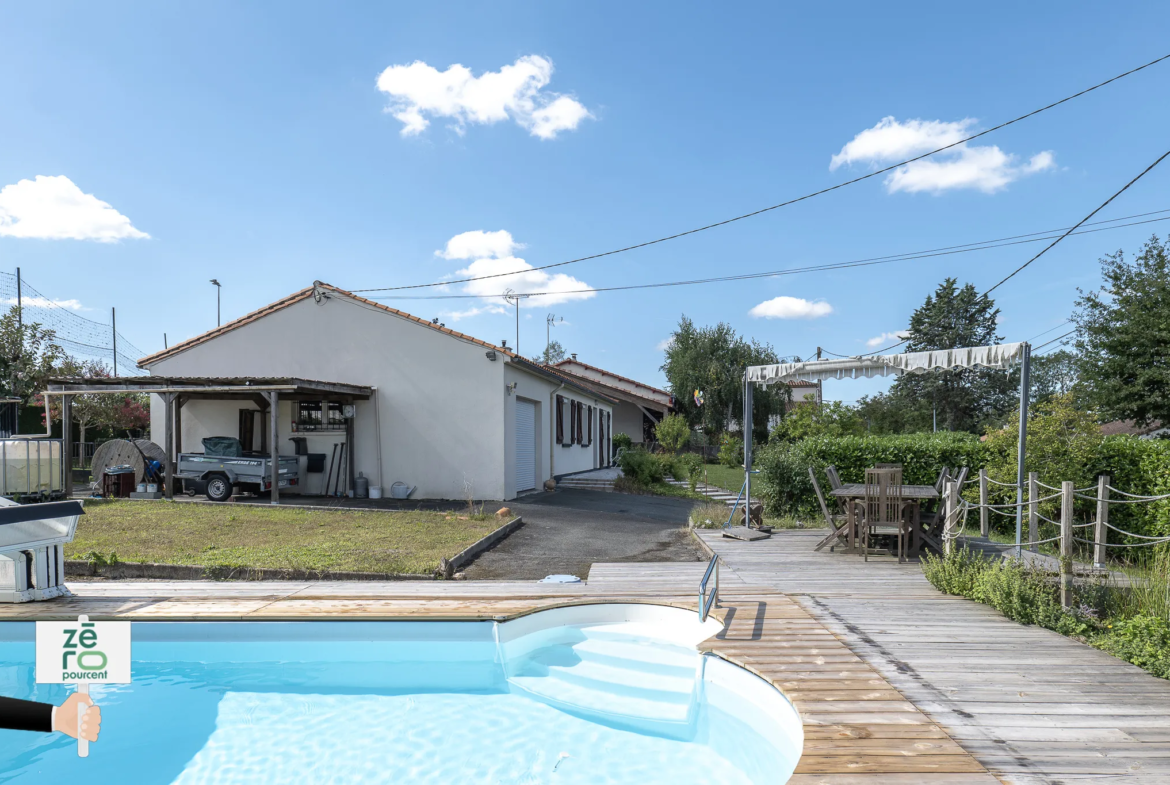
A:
[828,483,941,556]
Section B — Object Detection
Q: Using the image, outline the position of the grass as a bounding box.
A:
[66,500,503,575]
[698,463,747,494]
[613,476,708,501]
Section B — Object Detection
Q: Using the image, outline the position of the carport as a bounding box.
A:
[46,376,373,503]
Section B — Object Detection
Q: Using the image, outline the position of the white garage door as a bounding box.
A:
[515,399,537,494]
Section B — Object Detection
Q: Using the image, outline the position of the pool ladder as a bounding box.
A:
[699,554,719,622]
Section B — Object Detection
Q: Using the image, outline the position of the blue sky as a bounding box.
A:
[2,2,1168,402]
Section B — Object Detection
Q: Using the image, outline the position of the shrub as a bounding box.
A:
[755,432,985,516]
[617,447,664,485]
[1095,615,1170,679]
[677,452,703,489]
[612,432,633,452]
[655,413,691,454]
[718,433,743,468]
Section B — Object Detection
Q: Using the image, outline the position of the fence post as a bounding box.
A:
[1028,472,1039,553]
[978,469,989,537]
[944,479,958,556]
[1094,474,1109,570]
[1060,480,1074,608]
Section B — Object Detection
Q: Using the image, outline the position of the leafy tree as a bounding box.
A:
[880,278,1014,433]
[772,401,864,442]
[0,306,65,403]
[1072,236,1170,427]
[654,413,690,454]
[540,339,566,365]
[660,316,788,442]
[44,356,150,443]
[1030,349,1079,404]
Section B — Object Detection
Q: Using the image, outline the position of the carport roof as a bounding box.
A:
[46,376,372,399]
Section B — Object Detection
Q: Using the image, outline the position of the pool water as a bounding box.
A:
[0,606,802,784]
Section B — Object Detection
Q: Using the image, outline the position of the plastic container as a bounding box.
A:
[368,486,382,499]
[136,483,146,493]
[390,482,415,500]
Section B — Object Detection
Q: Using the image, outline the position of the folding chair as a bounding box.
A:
[811,467,850,552]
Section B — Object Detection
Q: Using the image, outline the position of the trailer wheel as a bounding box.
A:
[205,474,233,502]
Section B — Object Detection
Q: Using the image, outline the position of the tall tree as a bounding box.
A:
[660,316,788,442]
[0,306,66,403]
[1029,349,1079,404]
[880,278,1014,433]
[1072,235,1170,427]
[540,339,566,365]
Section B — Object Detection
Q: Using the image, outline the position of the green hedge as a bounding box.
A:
[754,429,1170,541]
[755,432,985,517]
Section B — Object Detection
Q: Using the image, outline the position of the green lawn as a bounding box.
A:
[66,501,502,575]
[697,463,748,494]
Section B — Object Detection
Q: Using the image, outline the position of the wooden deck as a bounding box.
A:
[2,528,1165,782]
[699,528,1170,784]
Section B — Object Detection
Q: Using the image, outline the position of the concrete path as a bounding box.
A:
[462,489,703,581]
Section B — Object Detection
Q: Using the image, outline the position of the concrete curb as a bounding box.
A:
[447,516,524,573]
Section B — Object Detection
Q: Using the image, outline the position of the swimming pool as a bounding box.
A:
[0,604,802,784]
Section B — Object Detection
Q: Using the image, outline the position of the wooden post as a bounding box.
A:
[978,469,989,537]
[944,479,958,556]
[1060,480,1074,608]
[163,393,175,500]
[1095,474,1110,569]
[1028,472,1039,553]
[61,395,73,498]
[268,391,280,505]
[174,396,184,455]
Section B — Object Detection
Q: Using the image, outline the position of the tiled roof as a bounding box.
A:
[551,358,672,398]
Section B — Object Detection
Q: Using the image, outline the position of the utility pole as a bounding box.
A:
[111,307,118,376]
[210,279,222,326]
[545,313,562,362]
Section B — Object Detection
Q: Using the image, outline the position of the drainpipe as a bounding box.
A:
[549,381,564,483]
[371,385,384,494]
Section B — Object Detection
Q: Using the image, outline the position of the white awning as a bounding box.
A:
[747,342,1026,385]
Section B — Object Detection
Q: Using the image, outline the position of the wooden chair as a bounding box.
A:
[811,467,850,552]
[855,467,912,563]
[922,467,970,541]
[825,465,844,491]
[875,463,903,470]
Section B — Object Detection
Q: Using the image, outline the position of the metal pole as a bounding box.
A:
[1014,342,1031,558]
[15,267,21,329]
[743,374,753,527]
[269,391,280,505]
[111,307,117,376]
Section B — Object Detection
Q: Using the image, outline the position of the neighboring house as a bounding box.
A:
[552,356,673,445]
[1100,419,1170,439]
[137,282,614,501]
[785,380,822,410]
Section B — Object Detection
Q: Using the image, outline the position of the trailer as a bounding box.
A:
[175,444,300,502]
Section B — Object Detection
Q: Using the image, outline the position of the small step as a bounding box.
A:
[509,674,693,723]
[571,637,700,675]
[547,657,696,696]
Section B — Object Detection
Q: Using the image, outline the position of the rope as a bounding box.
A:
[988,506,1019,518]
[1079,493,1170,504]
[1036,512,1061,526]
[1103,519,1170,541]
[986,477,1019,487]
[1075,536,1170,548]
[1106,485,1170,500]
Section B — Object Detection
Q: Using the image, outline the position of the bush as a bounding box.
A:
[755,432,985,517]
[617,447,664,485]
[612,432,633,452]
[1095,615,1170,679]
[655,413,691,454]
[677,452,703,489]
[718,433,743,468]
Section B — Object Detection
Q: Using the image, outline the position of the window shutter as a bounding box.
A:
[576,401,583,445]
[569,400,576,444]
[555,395,564,444]
[586,406,593,447]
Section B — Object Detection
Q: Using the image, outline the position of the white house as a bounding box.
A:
[136,282,615,501]
[551,357,674,445]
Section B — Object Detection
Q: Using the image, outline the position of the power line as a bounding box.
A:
[351,52,1170,295]
[1034,329,1076,352]
[1025,320,1072,342]
[984,149,1170,294]
[366,210,1170,302]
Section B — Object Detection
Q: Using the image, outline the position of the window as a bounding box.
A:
[294,401,345,432]
[555,395,564,444]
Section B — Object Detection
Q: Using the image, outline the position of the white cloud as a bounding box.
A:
[0,175,149,242]
[866,330,910,348]
[831,117,1055,194]
[749,296,833,320]
[376,55,591,139]
[2,296,84,310]
[435,230,595,316]
[436,230,523,260]
[440,305,508,321]
[656,337,675,351]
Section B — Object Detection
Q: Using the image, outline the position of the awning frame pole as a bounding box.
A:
[743,373,753,527]
[1015,342,1031,558]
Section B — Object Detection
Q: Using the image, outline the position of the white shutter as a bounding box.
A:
[515,399,537,493]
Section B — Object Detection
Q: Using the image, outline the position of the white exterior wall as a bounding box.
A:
[146,294,510,500]
[502,364,612,485]
[612,401,647,445]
